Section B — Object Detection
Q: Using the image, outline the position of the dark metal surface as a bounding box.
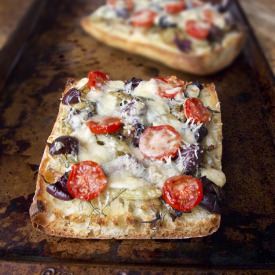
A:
[0,0,274,272]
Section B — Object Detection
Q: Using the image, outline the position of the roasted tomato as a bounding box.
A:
[185,20,210,40]
[87,116,122,134]
[162,175,203,211]
[165,1,185,14]
[87,71,109,88]
[156,76,185,98]
[184,98,211,123]
[67,161,107,201]
[130,10,157,28]
[139,125,181,159]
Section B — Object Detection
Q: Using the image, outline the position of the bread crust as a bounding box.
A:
[81,17,244,75]
[30,81,222,239]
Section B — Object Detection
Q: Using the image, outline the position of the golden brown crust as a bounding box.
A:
[30,81,222,239]
[81,17,244,75]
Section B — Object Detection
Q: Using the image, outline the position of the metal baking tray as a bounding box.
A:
[0,0,274,273]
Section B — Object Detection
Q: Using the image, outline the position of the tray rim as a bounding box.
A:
[0,258,274,273]
[0,0,274,271]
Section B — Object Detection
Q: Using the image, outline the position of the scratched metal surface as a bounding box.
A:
[0,0,274,271]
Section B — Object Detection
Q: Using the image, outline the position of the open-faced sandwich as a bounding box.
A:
[30,71,226,238]
[81,0,244,75]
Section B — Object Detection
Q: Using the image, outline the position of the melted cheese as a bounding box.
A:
[103,80,125,92]
[132,79,158,99]
[146,162,180,189]
[201,168,226,187]
[93,5,117,19]
[96,93,119,116]
[108,175,149,190]
[56,75,225,208]
[67,109,89,130]
[75,78,88,90]
[146,99,170,123]
[71,125,117,164]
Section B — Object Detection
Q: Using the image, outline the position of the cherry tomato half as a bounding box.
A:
[162,175,203,211]
[184,98,211,123]
[88,71,109,88]
[139,125,181,159]
[67,161,107,201]
[156,76,185,98]
[185,20,210,40]
[156,76,185,87]
[87,116,122,135]
[165,1,185,14]
[131,10,157,28]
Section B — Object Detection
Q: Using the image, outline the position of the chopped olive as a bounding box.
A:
[87,111,94,119]
[174,36,192,52]
[199,176,222,213]
[121,122,145,146]
[225,15,237,31]
[207,25,224,44]
[158,16,177,29]
[116,8,129,19]
[132,123,145,147]
[191,81,203,90]
[49,136,79,156]
[194,125,208,142]
[62,88,81,105]
[177,144,203,175]
[217,0,230,13]
[125,77,142,93]
[46,173,72,201]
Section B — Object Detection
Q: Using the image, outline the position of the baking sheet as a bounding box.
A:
[0,0,274,271]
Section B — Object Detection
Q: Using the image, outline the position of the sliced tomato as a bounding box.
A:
[131,10,157,28]
[88,71,109,88]
[185,20,210,40]
[156,76,185,98]
[184,98,211,123]
[162,175,203,211]
[87,116,122,135]
[139,125,181,159]
[165,1,185,14]
[67,161,107,201]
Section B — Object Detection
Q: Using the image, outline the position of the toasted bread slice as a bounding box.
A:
[81,18,243,75]
[30,75,224,239]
